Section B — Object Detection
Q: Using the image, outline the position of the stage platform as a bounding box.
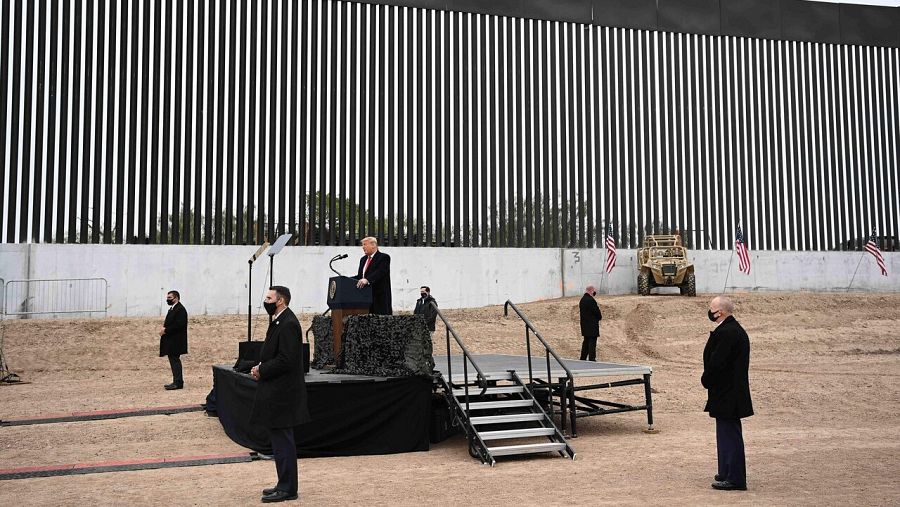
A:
[214,352,654,458]
[433,353,652,383]
[433,354,655,437]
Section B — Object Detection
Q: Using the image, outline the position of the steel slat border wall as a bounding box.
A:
[1,0,898,250]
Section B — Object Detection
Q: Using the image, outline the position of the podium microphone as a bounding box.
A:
[330,253,349,276]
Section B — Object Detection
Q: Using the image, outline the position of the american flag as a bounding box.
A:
[865,229,888,276]
[736,225,751,274]
[604,224,617,273]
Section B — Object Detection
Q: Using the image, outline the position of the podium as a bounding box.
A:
[327,276,372,360]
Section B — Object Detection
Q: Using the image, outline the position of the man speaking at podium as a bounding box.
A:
[354,236,392,315]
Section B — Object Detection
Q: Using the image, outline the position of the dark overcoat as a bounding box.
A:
[578,293,602,338]
[249,307,311,429]
[159,302,188,357]
[701,315,754,419]
[414,296,438,331]
[355,251,393,315]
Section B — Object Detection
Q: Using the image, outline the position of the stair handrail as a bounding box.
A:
[432,303,488,406]
[509,369,576,460]
[503,300,575,390]
[434,373,493,466]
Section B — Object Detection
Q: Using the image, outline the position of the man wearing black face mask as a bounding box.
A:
[413,286,438,338]
[578,285,602,361]
[250,286,310,503]
[159,290,188,390]
[702,296,753,491]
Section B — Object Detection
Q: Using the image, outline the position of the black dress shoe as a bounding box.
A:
[164,383,184,390]
[715,474,725,482]
[712,480,747,491]
[262,487,278,496]
[261,490,298,503]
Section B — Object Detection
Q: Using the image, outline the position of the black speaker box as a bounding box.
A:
[238,341,264,362]
[429,395,460,444]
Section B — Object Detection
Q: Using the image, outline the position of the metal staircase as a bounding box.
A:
[432,303,574,466]
[437,369,575,465]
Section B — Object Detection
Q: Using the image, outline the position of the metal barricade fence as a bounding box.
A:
[3,278,109,318]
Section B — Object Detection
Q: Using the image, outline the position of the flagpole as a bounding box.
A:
[846,252,866,292]
[722,248,736,294]
[600,248,608,294]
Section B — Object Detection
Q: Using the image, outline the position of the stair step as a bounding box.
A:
[452,386,524,397]
[464,400,533,410]
[487,442,567,457]
[478,428,557,440]
[469,413,545,425]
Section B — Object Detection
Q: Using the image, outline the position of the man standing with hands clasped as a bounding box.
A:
[250,286,310,503]
[578,285,602,361]
[702,295,753,492]
[159,290,188,390]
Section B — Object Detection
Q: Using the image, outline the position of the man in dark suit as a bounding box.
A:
[159,290,188,390]
[250,286,310,503]
[702,295,753,491]
[353,236,392,315]
[578,285,602,361]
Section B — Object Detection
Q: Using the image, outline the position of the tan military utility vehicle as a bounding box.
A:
[636,235,696,296]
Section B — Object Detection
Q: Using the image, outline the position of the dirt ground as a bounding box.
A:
[1,292,898,506]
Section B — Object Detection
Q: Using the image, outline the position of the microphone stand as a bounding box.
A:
[329,254,348,277]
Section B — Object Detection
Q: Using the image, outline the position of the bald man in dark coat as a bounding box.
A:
[578,285,602,361]
[702,295,753,491]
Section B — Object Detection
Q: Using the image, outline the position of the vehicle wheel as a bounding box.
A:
[638,272,650,296]
[685,273,696,297]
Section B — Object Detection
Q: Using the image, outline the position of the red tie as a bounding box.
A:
[363,256,372,276]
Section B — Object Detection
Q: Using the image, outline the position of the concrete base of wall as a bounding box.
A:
[0,244,895,317]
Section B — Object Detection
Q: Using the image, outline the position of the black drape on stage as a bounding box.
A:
[212,366,431,457]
